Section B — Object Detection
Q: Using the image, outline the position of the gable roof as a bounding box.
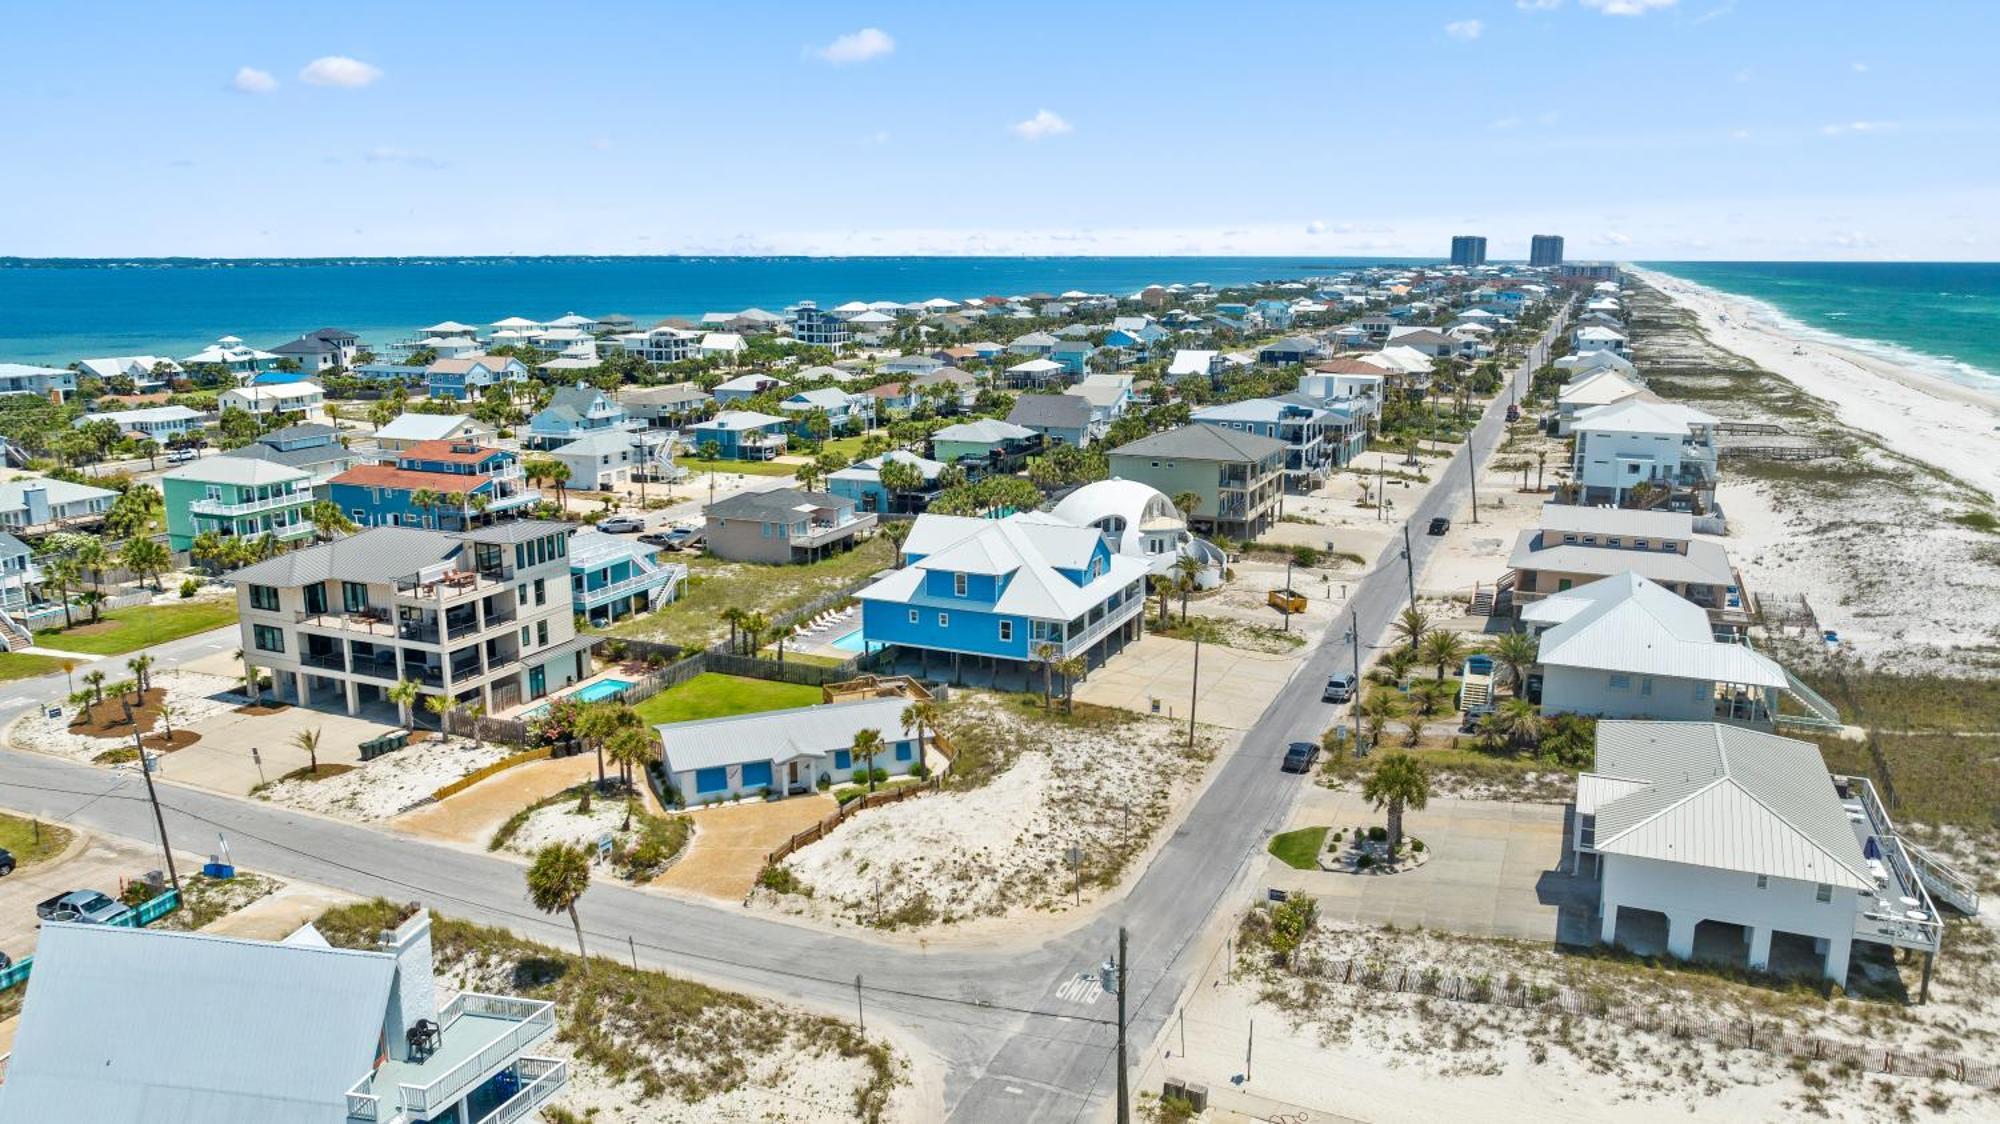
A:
[1584,721,1872,888]
[657,697,919,772]
[1109,424,1287,462]
[932,418,1035,445]
[1532,572,1785,687]
[1572,397,1716,436]
[1007,393,1093,429]
[706,486,847,522]
[162,457,310,487]
[374,413,477,442]
[860,512,1147,620]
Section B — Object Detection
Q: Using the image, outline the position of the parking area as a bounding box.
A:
[0,827,169,965]
[1071,633,1304,731]
[655,795,836,900]
[159,700,406,797]
[1264,787,1587,942]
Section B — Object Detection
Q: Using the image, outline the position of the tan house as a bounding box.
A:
[703,487,877,565]
[1106,425,1287,541]
[1504,505,1749,632]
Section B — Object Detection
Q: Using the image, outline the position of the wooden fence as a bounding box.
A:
[1282,951,1999,1088]
[765,776,943,864]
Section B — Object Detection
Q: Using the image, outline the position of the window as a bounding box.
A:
[342,581,369,612]
[1756,875,1769,890]
[998,620,1013,642]
[533,578,546,606]
[1815,883,1833,903]
[907,609,919,624]
[248,585,280,612]
[833,750,852,770]
[1608,673,1632,690]
[895,742,912,762]
[252,624,285,653]
[1638,677,1654,697]
[953,572,968,597]
[937,612,949,628]
[537,621,549,646]
[520,626,531,648]
[1577,814,1595,850]
[695,767,728,795]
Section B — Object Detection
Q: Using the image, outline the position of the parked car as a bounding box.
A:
[36,889,132,926]
[0,846,14,876]
[596,515,646,534]
[1505,403,1521,422]
[1321,674,1357,703]
[1427,516,1451,536]
[1281,741,1319,774]
[166,448,197,464]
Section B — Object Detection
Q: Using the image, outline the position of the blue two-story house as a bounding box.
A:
[683,410,790,460]
[524,384,629,451]
[328,440,540,529]
[426,354,530,401]
[569,527,684,626]
[856,512,1149,682]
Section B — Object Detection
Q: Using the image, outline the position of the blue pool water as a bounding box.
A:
[830,629,868,653]
[571,678,634,703]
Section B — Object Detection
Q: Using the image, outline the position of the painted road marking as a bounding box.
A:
[1053,972,1103,1006]
[1004,1087,1023,1096]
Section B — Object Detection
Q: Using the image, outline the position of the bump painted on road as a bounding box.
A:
[1054,971,1104,1005]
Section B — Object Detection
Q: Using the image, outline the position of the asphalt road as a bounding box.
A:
[0,303,1566,1123]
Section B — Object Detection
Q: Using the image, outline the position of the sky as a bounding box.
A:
[2,0,1997,260]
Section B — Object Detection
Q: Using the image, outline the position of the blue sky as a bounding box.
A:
[2,0,1996,259]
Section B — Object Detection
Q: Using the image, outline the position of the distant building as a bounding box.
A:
[269,327,361,374]
[219,381,327,423]
[1106,425,1287,540]
[1450,235,1488,267]
[703,486,875,565]
[1562,262,1621,282]
[570,526,683,625]
[0,363,77,402]
[1530,234,1565,267]
[790,302,851,348]
[0,477,115,535]
[330,441,539,530]
[523,384,628,450]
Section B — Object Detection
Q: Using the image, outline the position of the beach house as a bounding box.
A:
[1572,324,1630,358]
[0,363,75,403]
[79,404,205,444]
[425,354,530,401]
[928,418,1042,474]
[828,450,948,514]
[684,410,789,460]
[1191,395,1361,491]
[1576,721,1950,985]
[620,382,712,428]
[161,457,316,550]
[269,327,362,374]
[523,384,628,450]
[1504,505,1749,631]
[0,911,565,1123]
[76,355,180,394]
[778,386,874,436]
[790,301,852,348]
[0,477,116,536]
[1569,398,1719,508]
[220,381,327,423]
[569,526,684,625]
[331,441,539,530]
[1554,369,1649,435]
[1523,572,1836,729]
[183,336,282,376]
[373,413,496,453]
[657,696,929,802]
[712,373,784,404]
[1061,379,1130,439]
[1047,478,1224,589]
[545,428,644,492]
[609,324,701,364]
[220,423,362,490]
[1106,425,1287,540]
[855,511,1149,680]
[229,521,588,715]
[699,331,747,360]
[1256,337,1323,365]
[0,531,41,615]
[1005,394,1094,448]
[1297,361,1385,424]
[702,487,875,564]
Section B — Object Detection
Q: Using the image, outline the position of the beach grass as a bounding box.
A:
[34,601,239,655]
[606,535,891,648]
[680,457,797,478]
[1268,826,1329,870]
[0,811,73,867]
[1813,731,2000,832]
[632,672,821,726]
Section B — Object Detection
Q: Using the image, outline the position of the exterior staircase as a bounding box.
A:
[1905,841,1982,917]
[0,611,33,653]
[1773,669,1843,731]
[1468,585,1495,616]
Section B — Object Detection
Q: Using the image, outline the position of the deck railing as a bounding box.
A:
[486,1057,568,1124]
[395,994,556,1115]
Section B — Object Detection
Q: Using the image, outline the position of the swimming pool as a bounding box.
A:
[520,677,636,718]
[830,629,868,653]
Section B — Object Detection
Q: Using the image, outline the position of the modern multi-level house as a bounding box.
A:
[1191,394,1361,492]
[684,410,789,460]
[161,457,317,551]
[1107,425,1287,540]
[608,324,701,364]
[1577,721,1964,986]
[523,384,628,451]
[270,326,362,373]
[0,908,566,1123]
[856,512,1149,680]
[702,487,876,564]
[569,527,683,625]
[185,335,282,375]
[1569,398,1719,508]
[425,354,530,401]
[230,521,588,715]
[1504,505,1749,632]
[329,441,540,530]
[0,362,77,402]
[790,301,852,348]
[220,423,362,491]
[620,382,711,428]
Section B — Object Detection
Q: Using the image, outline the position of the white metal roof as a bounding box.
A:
[1584,721,1872,888]
[1535,504,1695,540]
[374,413,476,441]
[656,696,918,772]
[1572,397,1717,436]
[1535,572,1785,686]
[1557,369,1645,408]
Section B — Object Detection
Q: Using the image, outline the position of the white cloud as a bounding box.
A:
[231,66,277,94]
[1517,0,1562,9]
[1820,120,1891,136]
[814,28,894,64]
[299,56,383,88]
[1581,0,1677,14]
[1305,220,1327,235]
[1729,128,1752,141]
[1602,231,1633,245]
[1444,19,1484,40]
[1008,109,1072,141]
[1851,61,1869,72]
[1732,68,1753,83]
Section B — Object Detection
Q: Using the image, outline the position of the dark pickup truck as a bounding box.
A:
[37,889,132,926]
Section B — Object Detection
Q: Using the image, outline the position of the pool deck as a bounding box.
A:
[499,667,638,719]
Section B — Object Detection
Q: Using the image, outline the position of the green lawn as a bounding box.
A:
[1268,826,1329,870]
[35,600,240,656]
[680,457,798,478]
[0,810,74,867]
[814,434,876,461]
[0,652,71,681]
[608,535,893,648]
[632,673,822,726]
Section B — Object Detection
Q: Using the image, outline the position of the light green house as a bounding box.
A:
[1105,425,1287,541]
[160,457,315,551]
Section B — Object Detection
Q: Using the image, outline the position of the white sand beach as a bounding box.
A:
[1631,267,2000,501]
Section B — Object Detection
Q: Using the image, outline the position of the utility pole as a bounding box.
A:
[855,974,865,1032]
[1187,631,1202,748]
[1466,433,1480,525]
[1400,522,1417,625]
[1116,926,1130,1124]
[1282,557,1294,632]
[1376,455,1386,523]
[1348,611,1364,753]
[134,730,181,893]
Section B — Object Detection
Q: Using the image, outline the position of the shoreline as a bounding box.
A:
[1631,266,2000,501]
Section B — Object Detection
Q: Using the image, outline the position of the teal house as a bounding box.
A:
[160,458,316,551]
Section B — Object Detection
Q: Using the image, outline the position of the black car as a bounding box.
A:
[1428,516,1451,535]
[0,847,13,876]
[1281,741,1319,773]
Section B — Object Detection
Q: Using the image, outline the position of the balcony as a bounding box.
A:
[302,651,347,673]
[299,609,399,638]
[1834,775,1945,954]
[790,512,877,549]
[576,566,676,608]
[394,570,507,606]
[1058,591,1144,656]
[190,491,309,518]
[346,993,559,1123]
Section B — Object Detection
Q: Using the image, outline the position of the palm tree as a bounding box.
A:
[292,726,322,775]
[1149,574,1174,628]
[739,611,769,657]
[233,648,260,705]
[410,488,441,529]
[606,727,657,827]
[1492,697,1546,750]
[75,589,105,625]
[719,606,745,653]
[1391,606,1430,653]
[1411,678,1455,719]
[1171,491,1202,524]
[82,669,107,707]
[576,702,642,790]
[44,556,78,628]
[387,679,421,733]
[1031,642,1061,710]
[1172,554,1204,623]
[1358,690,1401,753]
[74,540,107,596]
[423,693,452,738]
[525,842,592,962]
[1361,752,1429,857]
[309,500,357,541]
[851,727,885,792]
[1055,655,1087,714]
[126,654,154,694]
[120,537,171,591]
[156,700,177,743]
[1486,631,1539,698]
[1419,629,1468,681]
[899,700,941,760]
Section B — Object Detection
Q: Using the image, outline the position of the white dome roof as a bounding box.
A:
[1052,478,1185,557]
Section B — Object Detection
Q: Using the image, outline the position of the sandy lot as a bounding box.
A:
[256,736,510,822]
[391,753,602,848]
[656,795,835,900]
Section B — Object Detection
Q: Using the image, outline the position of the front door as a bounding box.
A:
[528,665,547,700]
[787,760,802,790]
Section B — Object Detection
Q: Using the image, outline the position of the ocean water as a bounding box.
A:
[1644,261,2000,395]
[0,255,1416,364]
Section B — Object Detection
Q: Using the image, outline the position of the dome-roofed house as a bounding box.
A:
[1046,478,1224,588]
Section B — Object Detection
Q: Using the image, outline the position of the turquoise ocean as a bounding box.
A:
[0,256,1399,365]
[1644,261,2000,396]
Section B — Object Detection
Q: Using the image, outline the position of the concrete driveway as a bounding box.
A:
[164,700,407,796]
[1071,633,1303,731]
[0,827,166,964]
[1263,788,1578,942]
[656,796,835,901]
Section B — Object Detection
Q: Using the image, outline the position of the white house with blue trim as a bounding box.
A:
[658,696,929,802]
[856,511,1149,680]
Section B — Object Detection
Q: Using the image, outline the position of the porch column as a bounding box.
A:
[1747,926,1773,972]
[1822,937,1852,986]
[1666,911,1698,961]
[292,671,308,705]
[1599,899,1619,946]
[343,677,360,717]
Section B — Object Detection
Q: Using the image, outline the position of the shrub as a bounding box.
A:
[1411,838,1427,853]
[869,767,888,784]
[909,761,928,779]
[1367,825,1388,842]
[615,813,693,880]
[1356,853,1375,869]
[757,785,772,800]
[834,786,865,806]
[756,862,809,896]
[178,577,199,599]
[816,774,832,791]
[1289,544,1321,568]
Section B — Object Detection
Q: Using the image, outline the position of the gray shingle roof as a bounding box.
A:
[225,527,461,586]
[1109,424,1287,462]
[706,487,846,521]
[1006,394,1093,429]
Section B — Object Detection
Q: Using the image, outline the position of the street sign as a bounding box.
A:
[598,834,614,859]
